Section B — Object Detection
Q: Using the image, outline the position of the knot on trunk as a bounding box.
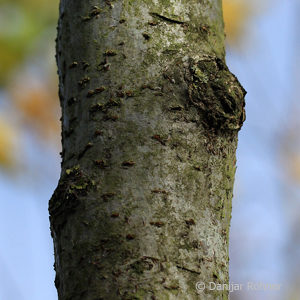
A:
[187,56,246,132]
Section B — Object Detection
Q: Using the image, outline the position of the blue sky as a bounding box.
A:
[229,1,298,299]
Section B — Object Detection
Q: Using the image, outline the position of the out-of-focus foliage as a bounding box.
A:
[223,0,251,45]
[0,0,59,169]
[0,0,58,84]
[280,117,300,184]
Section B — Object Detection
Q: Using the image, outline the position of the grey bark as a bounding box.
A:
[49,0,246,299]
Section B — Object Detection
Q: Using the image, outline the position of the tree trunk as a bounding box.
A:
[49,0,246,299]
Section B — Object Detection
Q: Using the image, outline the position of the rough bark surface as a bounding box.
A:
[49,0,246,299]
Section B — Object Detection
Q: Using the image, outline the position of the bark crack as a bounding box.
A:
[176,265,201,275]
[149,12,186,24]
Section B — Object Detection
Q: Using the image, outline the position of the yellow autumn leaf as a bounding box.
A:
[10,81,60,141]
[0,118,18,169]
[223,0,251,45]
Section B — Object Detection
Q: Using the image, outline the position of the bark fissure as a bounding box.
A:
[149,12,187,24]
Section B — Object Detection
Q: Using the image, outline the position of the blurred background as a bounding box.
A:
[0,0,299,299]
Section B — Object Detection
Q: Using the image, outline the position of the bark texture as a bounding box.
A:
[49,0,246,299]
